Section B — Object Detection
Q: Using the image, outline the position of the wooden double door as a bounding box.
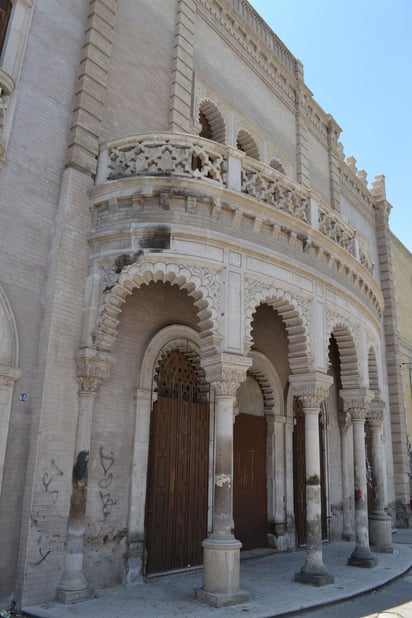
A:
[145,351,210,574]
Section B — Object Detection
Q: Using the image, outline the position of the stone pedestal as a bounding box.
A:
[195,538,249,607]
[369,512,393,553]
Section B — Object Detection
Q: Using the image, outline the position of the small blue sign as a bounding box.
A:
[18,392,28,402]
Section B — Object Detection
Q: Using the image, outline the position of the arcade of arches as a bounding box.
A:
[54,276,392,605]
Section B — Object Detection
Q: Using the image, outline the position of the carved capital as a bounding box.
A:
[338,410,352,432]
[76,348,111,395]
[367,400,385,428]
[290,372,333,411]
[201,354,252,397]
[340,388,373,422]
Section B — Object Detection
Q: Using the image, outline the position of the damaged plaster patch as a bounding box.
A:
[215,474,232,487]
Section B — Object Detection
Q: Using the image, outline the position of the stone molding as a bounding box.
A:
[244,277,312,374]
[201,353,252,397]
[75,348,111,395]
[94,258,223,356]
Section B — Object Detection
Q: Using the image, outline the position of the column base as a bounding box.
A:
[195,587,249,608]
[57,587,93,604]
[123,552,144,587]
[295,570,334,587]
[57,567,93,604]
[369,513,393,554]
[348,546,378,568]
[197,537,249,607]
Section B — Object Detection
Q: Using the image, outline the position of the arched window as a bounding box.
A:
[236,129,260,160]
[0,0,12,58]
[197,100,225,144]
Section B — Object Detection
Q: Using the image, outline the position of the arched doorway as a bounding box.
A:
[145,349,210,574]
[233,375,267,550]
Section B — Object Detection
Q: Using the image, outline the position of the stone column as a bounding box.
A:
[341,389,377,568]
[338,410,354,540]
[0,367,21,494]
[57,348,111,603]
[367,400,393,553]
[290,373,334,586]
[124,388,152,586]
[195,354,251,608]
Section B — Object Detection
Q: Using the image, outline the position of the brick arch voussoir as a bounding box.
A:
[246,287,311,375]
[94,262,220,354]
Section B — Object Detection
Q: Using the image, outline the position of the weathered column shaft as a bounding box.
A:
[213,393,236,537]
[196,354,251,608]
[291,372,334,586]
[342,388,377,568]
[368,402,393,553]
[57,349,111,603]
[339,411,354,540]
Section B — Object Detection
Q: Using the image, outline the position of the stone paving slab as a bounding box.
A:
[23,540,412,618]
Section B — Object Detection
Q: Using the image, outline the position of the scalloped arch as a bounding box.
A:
[327,314,361,389]
[248,350,284,416]
[367,346,380,396]
[94,261,221,354]
[245,280,312,375]
[198,98,226,144]
[236,128,260,160]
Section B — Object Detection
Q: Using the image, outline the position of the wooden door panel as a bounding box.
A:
[145,396,209,573]
[234,413,267,550]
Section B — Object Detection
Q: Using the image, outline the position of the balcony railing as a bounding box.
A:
[97,132,374,276]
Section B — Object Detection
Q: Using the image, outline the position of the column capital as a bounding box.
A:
[338,410,352,432]
[75,348,111,395]
[340,388,374,421]
[289,372,333,409]
[367,399,385,428]
[201,354,252,397]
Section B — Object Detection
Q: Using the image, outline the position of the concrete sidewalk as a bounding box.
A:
[23,532,412,618]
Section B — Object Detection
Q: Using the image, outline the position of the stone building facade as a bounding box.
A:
[0,0,410,609]
[391,235,412,474]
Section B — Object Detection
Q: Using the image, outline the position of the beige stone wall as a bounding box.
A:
[0,0,89,599]
[391,234,412,461]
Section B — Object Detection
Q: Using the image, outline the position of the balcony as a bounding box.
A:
[93,132,381,316]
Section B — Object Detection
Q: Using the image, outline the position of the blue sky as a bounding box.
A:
[249,1,412,252]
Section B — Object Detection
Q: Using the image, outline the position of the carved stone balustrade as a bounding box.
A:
[93,132,382,318]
